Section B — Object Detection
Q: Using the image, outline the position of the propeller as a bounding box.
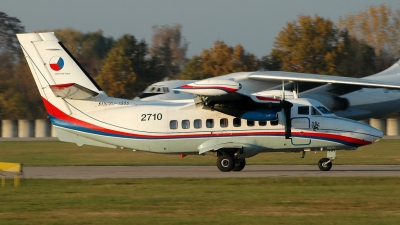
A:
[282,100,293,139]
[281,80,293,139]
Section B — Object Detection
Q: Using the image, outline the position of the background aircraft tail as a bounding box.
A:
[16,32,105,117]
[367,59,400,82]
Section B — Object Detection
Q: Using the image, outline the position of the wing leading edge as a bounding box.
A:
[249,71,400,89]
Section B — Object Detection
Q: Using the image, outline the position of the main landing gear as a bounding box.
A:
[216,153,246,172]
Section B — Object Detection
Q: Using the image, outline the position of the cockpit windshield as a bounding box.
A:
[316,106,333,114]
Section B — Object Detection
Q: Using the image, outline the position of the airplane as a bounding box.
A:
[137,60,400,120]
[17,32,387,172]
[134,80,196,101]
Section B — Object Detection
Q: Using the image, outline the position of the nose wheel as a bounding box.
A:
[318,158,333,171]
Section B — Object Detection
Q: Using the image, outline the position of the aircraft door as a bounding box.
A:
[291,105,311,146]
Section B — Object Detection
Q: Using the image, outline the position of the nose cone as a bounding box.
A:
[370,127,383,143]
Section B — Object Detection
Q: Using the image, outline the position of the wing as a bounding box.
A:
[248,71,400,89]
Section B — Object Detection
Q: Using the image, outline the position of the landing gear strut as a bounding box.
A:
[232,159,246,171]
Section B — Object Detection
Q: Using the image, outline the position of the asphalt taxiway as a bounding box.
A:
[12,165,400,179]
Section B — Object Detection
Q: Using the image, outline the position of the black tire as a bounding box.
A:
[318,158,332,171]
[232,159,246,171]
[217,154,235,172]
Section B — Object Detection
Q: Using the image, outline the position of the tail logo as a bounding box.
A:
[49,56,64,71]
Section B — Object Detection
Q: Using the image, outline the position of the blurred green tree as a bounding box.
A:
[338,4,400,71]
[263,15,377,78]
[150,24,188,78]
[180,41,258,79]
[97,34,164,98]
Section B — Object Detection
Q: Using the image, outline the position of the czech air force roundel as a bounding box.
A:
[49,56,64,71]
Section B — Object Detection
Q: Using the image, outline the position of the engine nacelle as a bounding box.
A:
[240,109,279,121]
[174,79,241,96]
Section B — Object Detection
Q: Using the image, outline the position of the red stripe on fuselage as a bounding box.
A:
[42,97,372,145]
[180,84,238,93]
[255,96,281,102]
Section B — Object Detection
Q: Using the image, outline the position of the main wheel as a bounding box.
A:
[232,159,246,171]
[217,154,235,172]
[318,158,332,171]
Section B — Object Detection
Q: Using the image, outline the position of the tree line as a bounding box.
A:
[0,4,399,119]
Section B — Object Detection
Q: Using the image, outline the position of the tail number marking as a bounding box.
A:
[98,101,129,106]
[141,113,163,121]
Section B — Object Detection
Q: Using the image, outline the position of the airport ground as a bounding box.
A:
[1,139,400,224]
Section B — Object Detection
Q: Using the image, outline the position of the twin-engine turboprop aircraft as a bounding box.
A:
[137,60,400,120]
[17,32,386,172]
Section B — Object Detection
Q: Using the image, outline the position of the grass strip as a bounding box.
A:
[0,139,399,166]
[1,177,400,225]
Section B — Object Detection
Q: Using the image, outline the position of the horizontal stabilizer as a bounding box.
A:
[50,83,99,99]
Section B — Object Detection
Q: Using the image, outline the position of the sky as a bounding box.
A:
[2,0,399,58]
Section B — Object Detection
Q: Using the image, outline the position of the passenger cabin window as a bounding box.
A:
[311,107,321,115]
[247,120,255,127]
[194,119,202,129]
[259,121,267,126]
[170,120,178,129]
[206,119,214,128]
[182,120,190,129]
[233,118,241,127]
[220,118,228,128]
[298,106,309,115]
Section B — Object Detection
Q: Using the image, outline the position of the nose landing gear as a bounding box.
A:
[318,158,333,171]
[317,150,336,171]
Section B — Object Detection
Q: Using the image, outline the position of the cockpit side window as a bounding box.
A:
[316,106,333,114]
[298,106,309,115]
[311,107,321,115]
[149,87,155,92]
[163,87,169,93]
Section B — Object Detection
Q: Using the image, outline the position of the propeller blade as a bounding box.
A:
[281,100,293,139]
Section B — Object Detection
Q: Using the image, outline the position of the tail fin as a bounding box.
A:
[367,59,400,82]
[16,32,105,116]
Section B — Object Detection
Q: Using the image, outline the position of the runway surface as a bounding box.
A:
[11,165,400,179]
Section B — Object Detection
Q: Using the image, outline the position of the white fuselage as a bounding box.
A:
[50,97,381,156]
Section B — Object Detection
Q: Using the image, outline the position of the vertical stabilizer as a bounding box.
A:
[366,59,400,82]
[16,32,104,117]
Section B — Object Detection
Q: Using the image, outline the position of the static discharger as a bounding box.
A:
[0,162,22,187]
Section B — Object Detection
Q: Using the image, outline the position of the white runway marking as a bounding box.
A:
[13,165,400,179]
